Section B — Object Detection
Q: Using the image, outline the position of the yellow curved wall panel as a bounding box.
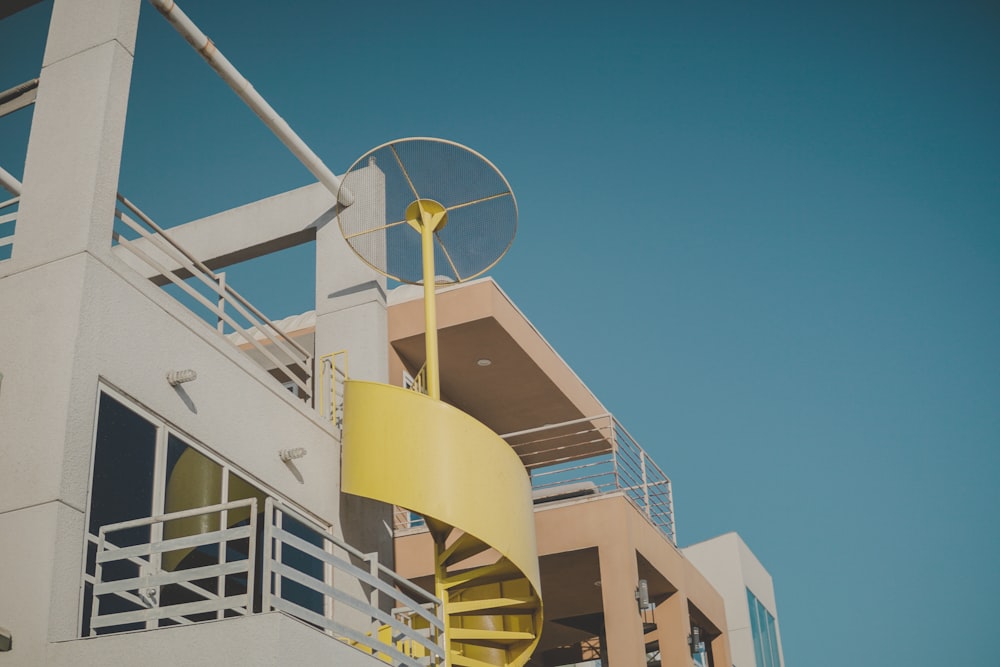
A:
[342,380,540,593]
[342,379,543,666]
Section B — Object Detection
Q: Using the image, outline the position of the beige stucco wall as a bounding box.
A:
[395,494,733,667]
[534,495,732,667]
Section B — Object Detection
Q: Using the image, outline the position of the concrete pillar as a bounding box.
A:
[11,0,140,274]
[313,163,388,385]
[0,0,141,651]
[597,543,646,665]
[313,164,395,616]
[655,591,693,667]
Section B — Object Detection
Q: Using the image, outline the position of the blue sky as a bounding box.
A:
[3,1,999,665]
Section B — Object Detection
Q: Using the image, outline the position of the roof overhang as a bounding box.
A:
[388,278,610,465]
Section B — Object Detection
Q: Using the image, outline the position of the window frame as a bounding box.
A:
[79,381,334,636]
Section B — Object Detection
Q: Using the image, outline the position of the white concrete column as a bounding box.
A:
[10,0,140,273]
[0,0,142,647]
[314,164,388,383]
[313,163,395,614]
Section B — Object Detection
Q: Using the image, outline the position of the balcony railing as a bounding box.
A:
[0,193,17,263]
[88,499,445,665]
[505,414,676,545]
[391,413,676,546]
[264,500,444,665]
[111,194,313,401]
[89,498,259,633]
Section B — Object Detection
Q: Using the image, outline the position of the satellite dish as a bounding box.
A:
[337,138,518,399]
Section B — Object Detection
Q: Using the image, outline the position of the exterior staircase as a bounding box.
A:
[341,380,543,667]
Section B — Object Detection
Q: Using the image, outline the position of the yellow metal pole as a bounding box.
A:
[434,535,451,666]
[414,201,448,663]
[421,219,441,401]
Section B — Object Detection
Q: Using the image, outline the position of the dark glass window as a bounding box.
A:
[88,393,157,536]
[82,393,157,636]
[82,390,330,635]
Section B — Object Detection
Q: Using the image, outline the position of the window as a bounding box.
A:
[81,392,157,635]
[746,588,782,667]
[81,386,329,636]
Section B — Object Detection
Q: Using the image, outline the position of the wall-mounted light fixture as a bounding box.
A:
[689,626,706,655]
[166,369,197,386]
[0,625,11,651]
[636,579,654,612]
[279,447,307,462]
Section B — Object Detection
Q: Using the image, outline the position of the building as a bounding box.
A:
[684,534,786,667]
[0,2,781,666]
[382,279,733,667]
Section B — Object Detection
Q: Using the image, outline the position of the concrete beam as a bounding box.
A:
[113,181,338,283]
[0,78,39,118]
[112,164,380,283]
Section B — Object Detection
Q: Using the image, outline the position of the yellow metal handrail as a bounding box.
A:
[318,350,349,425]
[408,363,429,395]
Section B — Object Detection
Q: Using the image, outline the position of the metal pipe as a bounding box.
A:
[421,223,441,400]
[0,165,22,196]
[0,78,38,118]
[147,0,353,207]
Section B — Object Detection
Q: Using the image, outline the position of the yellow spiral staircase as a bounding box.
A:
[341,380,543,667]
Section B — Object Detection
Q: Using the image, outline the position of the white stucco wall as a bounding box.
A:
[683,532,785,667]
[0,248,344,647]
[44,612,379,667]
[0,1,397,663]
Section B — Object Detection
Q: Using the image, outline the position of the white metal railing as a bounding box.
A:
[508,414,676,544]
[111,194,313,400]
[88,498,444,665]
[263,499,445,666]
[0,193,17,262]
[389,413,677,544]
[89,499,258,634]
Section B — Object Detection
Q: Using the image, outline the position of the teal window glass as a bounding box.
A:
[747,588,781,667]
[748,588,765,667]
[765,608,779,667]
